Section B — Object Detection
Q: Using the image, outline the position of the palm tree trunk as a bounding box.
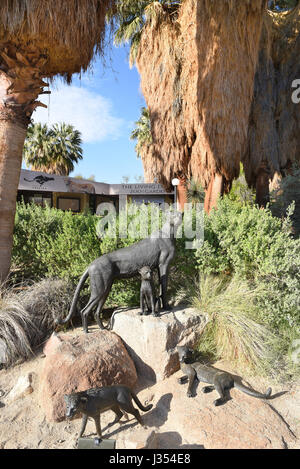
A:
[204,174,224,214]
[0,116,27,281]
[177,177,187,211]
[0,45,49,281]
[243,7,300,202]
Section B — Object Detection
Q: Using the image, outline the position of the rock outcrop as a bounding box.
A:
[112,307,207,382]
[39,330,137,422]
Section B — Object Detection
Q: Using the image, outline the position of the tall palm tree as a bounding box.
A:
[130,107,152,158]
[110,1,181,66]
[112,0,266,213]
[0,0,113,281]
[24,122,83,176]
[114,0,300,213]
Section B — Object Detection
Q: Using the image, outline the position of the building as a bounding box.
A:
[17,169,174,214]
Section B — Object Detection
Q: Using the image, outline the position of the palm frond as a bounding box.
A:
[23,122,83,176]
[130,107,152,158]
[111,0,182,66]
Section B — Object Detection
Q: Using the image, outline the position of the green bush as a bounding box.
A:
[12,202,198,309]
[195,198,300,329]
[11,199,299,378]
[13,202,101,283]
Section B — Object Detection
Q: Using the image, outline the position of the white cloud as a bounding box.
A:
[32,84,125,144]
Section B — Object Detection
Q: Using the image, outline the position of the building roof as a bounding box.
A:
[19,169,173,196]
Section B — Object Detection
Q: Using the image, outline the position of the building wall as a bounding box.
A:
[52,192,90,213]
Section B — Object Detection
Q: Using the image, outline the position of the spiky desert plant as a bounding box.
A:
[186,178,205,206]
[0,286,38,366]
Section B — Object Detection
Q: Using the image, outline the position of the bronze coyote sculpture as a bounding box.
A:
[177,346,272,406]
[56,211,182,333]
[65,385,152,441]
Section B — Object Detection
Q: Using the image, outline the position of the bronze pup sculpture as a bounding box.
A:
[64,385,153,441]
[56,211,182,333]
[139,266,160,317]
[177,346,272,406]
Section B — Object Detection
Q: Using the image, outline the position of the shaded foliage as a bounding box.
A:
[271,164,300,237]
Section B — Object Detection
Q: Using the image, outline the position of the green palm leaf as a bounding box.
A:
[23,122,83,176]
[130,107,152,158]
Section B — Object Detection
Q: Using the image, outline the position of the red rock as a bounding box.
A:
[39,329,137,422]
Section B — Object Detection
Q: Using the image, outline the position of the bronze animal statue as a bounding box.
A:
[177,346,272,406]
[56,211,182,332]
[139,266,160,317]
[64,385,153,441]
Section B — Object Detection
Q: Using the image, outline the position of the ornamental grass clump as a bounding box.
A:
[0,279,72,367]
[191,275,282,377]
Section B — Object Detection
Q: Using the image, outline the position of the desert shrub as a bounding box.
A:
[227,164,255,205]
[189,275,299,381]
[38,211,101,282]
[195,198,300,329]
[0,279,72,367]
[12,202,101,283]
[13,202,64,280]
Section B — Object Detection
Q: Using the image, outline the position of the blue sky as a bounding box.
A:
[31,44,145,184]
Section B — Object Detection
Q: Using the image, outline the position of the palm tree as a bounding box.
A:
[114,0,300,213]
[110,1,181,66]
[24,122,83,176]
[0,0,113,281]
[112,1,266,212]
[130,107,152,158]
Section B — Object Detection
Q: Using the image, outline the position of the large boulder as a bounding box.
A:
[112,307,207,382]
[39,329,137,422]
